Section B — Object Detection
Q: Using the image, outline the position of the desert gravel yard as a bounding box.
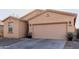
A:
[3,38,66,49]
[64,40,79,49]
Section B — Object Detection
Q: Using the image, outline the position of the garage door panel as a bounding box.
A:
[32,23,67,39]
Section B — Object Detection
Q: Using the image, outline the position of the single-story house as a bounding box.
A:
[0,20,4,37]
[21,9,77,40]
[1,9,77,40]
[2,16,28,38]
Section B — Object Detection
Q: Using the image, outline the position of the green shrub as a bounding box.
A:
[66,32,74,41]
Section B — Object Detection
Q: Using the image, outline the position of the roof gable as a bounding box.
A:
[20,9,44,21]
[28,9,77,25]
[2,16,27,22]
[2,16,19,22]
[27,9,77,24]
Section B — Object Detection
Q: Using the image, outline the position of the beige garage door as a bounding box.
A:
[32,23,67,39]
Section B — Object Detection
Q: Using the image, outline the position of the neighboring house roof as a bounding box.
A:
[2,16,27,22]
[0,20,4,25]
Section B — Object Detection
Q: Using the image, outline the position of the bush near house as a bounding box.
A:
[67,32,74,41]
[66,32,77,41]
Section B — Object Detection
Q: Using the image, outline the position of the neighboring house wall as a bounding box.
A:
[29,12,76,33]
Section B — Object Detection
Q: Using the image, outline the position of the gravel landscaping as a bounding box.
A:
[64,40,79,49]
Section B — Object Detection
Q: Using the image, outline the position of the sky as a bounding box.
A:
[0,9,79,28]
[0,9,33,19]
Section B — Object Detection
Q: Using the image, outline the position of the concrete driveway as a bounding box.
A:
[4,38,66,49]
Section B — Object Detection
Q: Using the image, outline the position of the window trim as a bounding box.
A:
[8,22,13,33]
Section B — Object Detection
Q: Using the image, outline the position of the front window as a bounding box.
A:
[8,22,13,33]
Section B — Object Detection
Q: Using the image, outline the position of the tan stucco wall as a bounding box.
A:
[18,21,28,38]
[3,18,28,38]
[29,12,76,33]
